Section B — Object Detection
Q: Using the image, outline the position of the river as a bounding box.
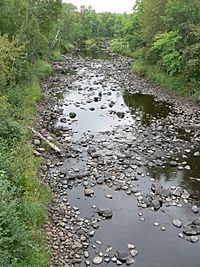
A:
[38,50,200,267]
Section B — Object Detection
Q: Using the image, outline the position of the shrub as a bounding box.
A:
[50,50,63,61]
[151,31,183,75]
[0,34,24,91]
[33,60,52,80]
[111,39,132,56]
[132,60,146,76]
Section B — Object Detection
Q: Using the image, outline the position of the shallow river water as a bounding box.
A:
[44,51,200,267]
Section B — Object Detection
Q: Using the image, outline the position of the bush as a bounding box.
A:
[111,39,132,56]
[151,31,183,75]
[50,50,63,61]
[33,60,52,80]
[0,171,30,267]
[0,34,24,91]
[132,60,146,76]
[61,42,75,52]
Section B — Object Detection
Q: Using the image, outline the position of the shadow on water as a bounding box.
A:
[123,92,171,125]
[72,49,115,60]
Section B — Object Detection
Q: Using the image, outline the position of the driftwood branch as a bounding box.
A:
[29,127,61,153]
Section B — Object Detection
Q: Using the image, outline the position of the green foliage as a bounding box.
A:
[0,1,59,264]
[115,0,200,101]
[51,50,63,61]
[133,59,187,93]
[141,0,167,43]
[0,35,24,90]
[151,31,183,75]
[111,39,132,56]
[0,171,29,267]
[34,60,52,80]
[132,61,146,76]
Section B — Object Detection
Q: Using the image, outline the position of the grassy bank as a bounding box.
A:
[0,60,52,267]
[132,59,200,103]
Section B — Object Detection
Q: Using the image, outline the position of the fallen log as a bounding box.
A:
[28,127,61,153]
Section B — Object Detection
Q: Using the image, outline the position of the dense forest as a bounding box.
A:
[0,0,199,266]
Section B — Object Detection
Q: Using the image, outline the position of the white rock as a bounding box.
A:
[93,256,103,265]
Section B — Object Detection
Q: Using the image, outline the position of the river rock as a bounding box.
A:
[192,206,199,213]
[93,256,103,265]
[116,251,129,262]
[169,160,178,167]
[173,187,183,197]
[126,257,135,265]
[190,236,199,243]
[192,217,200,226]
[102,209,113,219]
[33,139,41,145]
[130,249,138,257]
[84,188,94,196]
[156,187,171,197]
[152,199,161,210]
[183,223,197,235]
[69,112,76,118]
[181,190,190,199]
[127,243,136,250]
[172,219,183,228]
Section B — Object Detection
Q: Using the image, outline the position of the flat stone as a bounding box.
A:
[184,165,191,170]
[84,188,94,196]
[93,256,103,265]
[97,207,113,218]
[183,224,197,235]
[127,244,136,250]
[190,236,199,243]
[181,190,190,199]
[33,139,40,145]
[105,194,113,199]
[172,219,183,228]
[116,250,129,262]
[152,199,161,210]
[173,187,182,197]
[102,209,113,219]
[85,260,90,266]
[192,206,199,213]
[84,251,90,258]
[130,249,138,257]
[156,187,171,197]
[126,257,135,265]
[169,160,178,167]
[192,217,200,226]
[111,256,117,262]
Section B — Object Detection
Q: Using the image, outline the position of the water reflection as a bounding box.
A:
[123,93,171,125]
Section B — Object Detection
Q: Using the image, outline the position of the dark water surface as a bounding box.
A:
[68,186,200,267]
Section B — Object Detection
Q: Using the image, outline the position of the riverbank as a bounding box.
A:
[0,66,52,266]
[36,52,200,267]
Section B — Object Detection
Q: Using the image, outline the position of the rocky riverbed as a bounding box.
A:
[34,51,200,267]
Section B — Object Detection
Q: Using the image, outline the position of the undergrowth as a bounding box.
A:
[0,58,52,266]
